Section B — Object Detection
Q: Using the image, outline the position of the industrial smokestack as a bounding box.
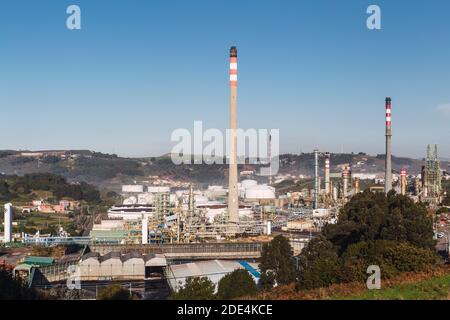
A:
[342,167,349,199]
[354,178,360,194]
[314,149,319,209]
[4,203,12,243]
[385,97,393,194]
[141,215,148,244]
[228,46,239,223]
[400,169,407,195]
[324,153,330,195]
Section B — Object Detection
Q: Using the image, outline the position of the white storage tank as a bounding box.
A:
[147,186,170,193]
[122,185,144,193]
[241,179,257,189]
[123,196,137,205]
[137,193,155,204]
[244,185,275,199]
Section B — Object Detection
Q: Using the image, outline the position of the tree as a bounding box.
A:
[324,191,435,251]
[172,277,216,300]
[295,191,440,290]
[296,236,341,290]
[217,269,257,299]
[97,283,131,300]
[0,267,39,300]
[259,235,296,290]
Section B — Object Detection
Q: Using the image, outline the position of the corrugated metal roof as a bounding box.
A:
[24,256,54,266]
[99,252,121,262]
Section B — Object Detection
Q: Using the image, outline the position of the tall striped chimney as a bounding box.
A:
[228,46,239,223]
[385,97,392,194]
[324,153,330,195]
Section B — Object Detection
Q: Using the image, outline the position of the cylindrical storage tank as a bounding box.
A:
[244,185,275,199]
[122,185,144,193]
[137,193,154,204]
[241,179,257,189]
[123,196,137,205]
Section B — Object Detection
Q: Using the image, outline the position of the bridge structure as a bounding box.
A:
[90,242,265,260]
[27,241,266,287]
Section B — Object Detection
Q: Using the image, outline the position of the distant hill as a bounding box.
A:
[0,150,447,191]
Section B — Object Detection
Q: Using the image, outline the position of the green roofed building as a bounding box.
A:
[23,256,54,267]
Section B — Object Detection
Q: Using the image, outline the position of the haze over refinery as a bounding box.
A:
[1,1,450,158]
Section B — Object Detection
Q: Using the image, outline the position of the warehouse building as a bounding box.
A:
[167,259,260,293]
[78,252,167,281]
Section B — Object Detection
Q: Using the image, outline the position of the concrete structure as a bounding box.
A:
[3,203,12,243]
[228,46,239,223]
[385,97,393,194]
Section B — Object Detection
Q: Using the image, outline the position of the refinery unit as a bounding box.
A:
[1,47,447,249]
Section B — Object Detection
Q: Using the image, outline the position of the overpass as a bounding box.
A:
[90,242,265,260]
[28,242,265,287]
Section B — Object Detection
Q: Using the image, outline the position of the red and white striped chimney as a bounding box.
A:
[230,48,237,87]
[385,97,392,194]
[325,153,330,195]
[228,46,239,223]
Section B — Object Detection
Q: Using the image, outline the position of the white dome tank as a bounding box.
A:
[244,185,275,199]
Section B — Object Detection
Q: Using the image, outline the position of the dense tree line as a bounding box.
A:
[0,173,101,203]
[295,191,439,290]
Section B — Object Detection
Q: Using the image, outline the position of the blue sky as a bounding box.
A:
[1,0,449,158]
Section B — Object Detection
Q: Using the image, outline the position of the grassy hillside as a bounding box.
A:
[250,267,450,300]
[333,273,450,300]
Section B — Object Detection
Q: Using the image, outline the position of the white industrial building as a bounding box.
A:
[79,252,167,281]
[167,259,260,293]
[147,186,170,193]
[122,185,144,193]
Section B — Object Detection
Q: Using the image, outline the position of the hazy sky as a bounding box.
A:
[1,0,449,158]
